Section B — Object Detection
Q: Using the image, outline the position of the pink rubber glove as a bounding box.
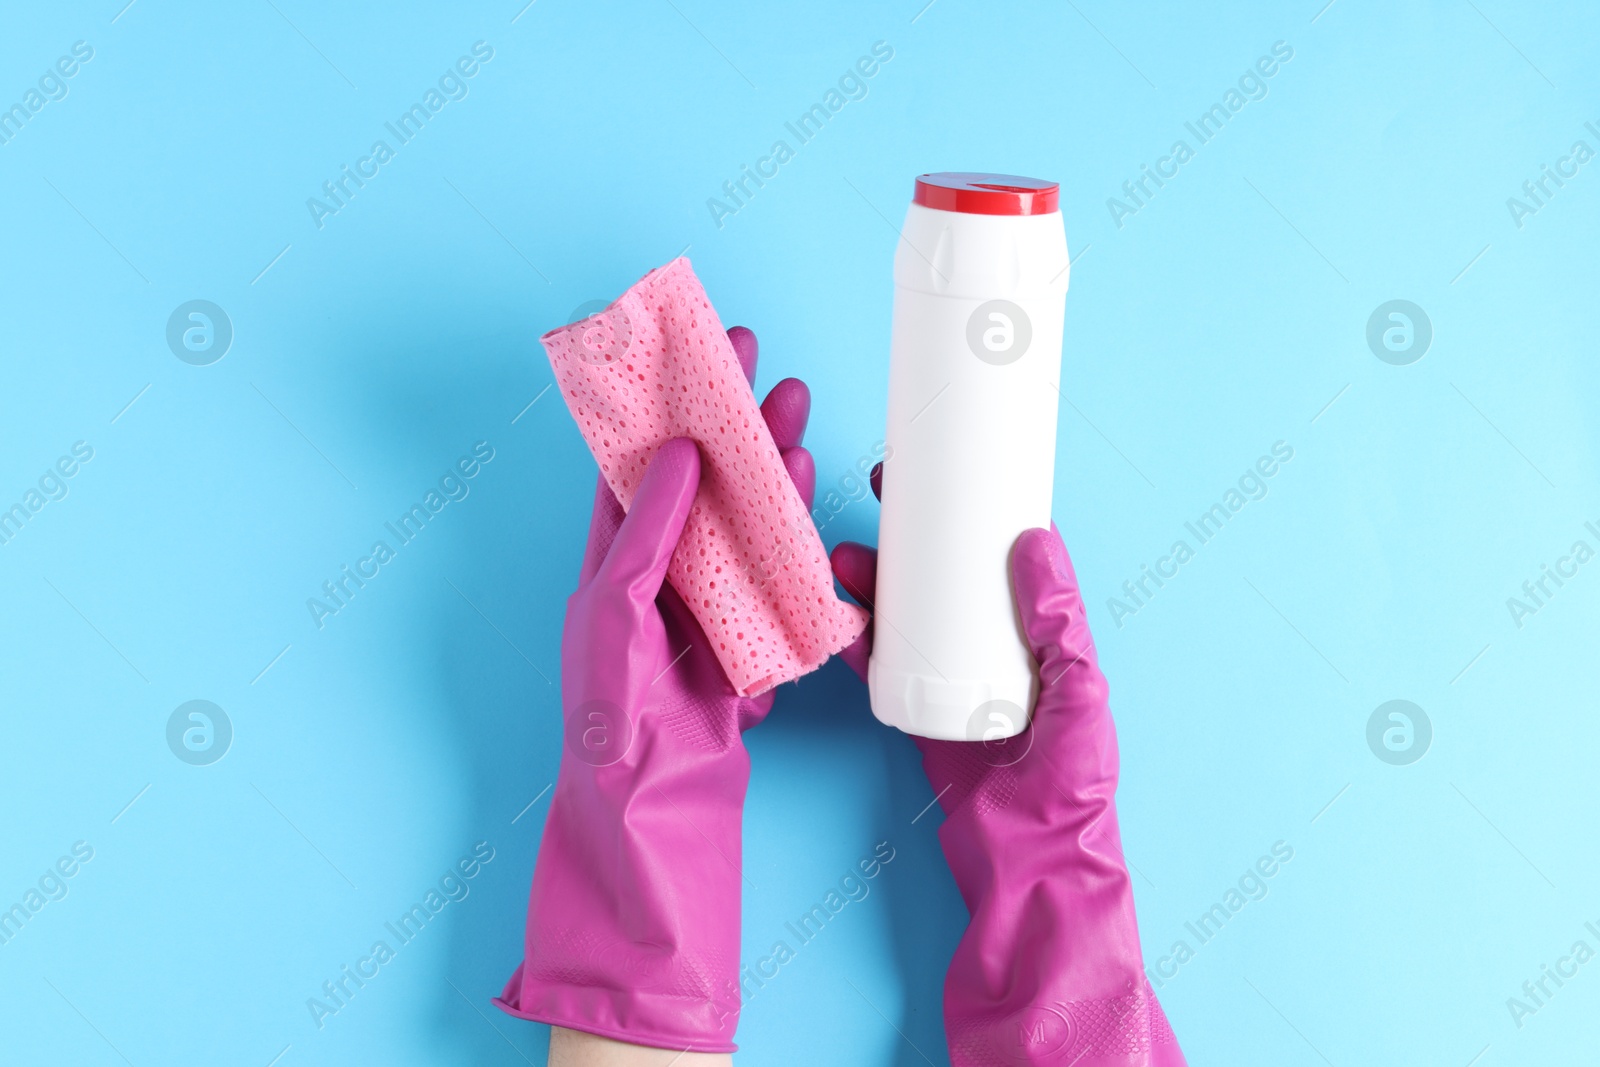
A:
[496,327,815,1053]
[833,513,1186,1066]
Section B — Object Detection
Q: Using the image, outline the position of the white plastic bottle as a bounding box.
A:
[869,173,1069,742]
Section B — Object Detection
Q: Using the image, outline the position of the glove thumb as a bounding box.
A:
[1011,525,1105,707]
[592,437,702,609]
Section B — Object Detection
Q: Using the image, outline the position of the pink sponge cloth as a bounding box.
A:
[542,258,868,696]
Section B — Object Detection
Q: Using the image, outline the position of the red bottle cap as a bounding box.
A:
[913,172,1059,216]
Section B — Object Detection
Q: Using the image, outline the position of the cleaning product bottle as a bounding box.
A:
[869,172,1069,741]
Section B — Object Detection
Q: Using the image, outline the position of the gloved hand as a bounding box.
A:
[832,507,1186,1066]
[496,327,815,1054]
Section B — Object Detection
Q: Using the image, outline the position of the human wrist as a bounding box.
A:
[548,1026,734,1066]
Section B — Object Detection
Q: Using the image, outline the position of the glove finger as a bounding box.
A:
[577,474,626,588]
[760,377,811,450]
[728,325,759,386]
[782,446,815,510]
[1011,525,1102,693]
[830,541,877,681]
[592,438,702,606]
[830,542,877,609]
[735,327,815,451]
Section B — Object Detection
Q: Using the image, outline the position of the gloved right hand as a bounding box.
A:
[831,478,1186,1066]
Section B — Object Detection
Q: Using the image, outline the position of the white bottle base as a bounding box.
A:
[868,660,1037,741]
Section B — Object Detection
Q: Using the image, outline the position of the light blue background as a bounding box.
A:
[3,1,1597,1064]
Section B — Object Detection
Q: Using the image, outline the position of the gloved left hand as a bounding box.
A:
[832,479,1185,1066]
[496,327,814,1054]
